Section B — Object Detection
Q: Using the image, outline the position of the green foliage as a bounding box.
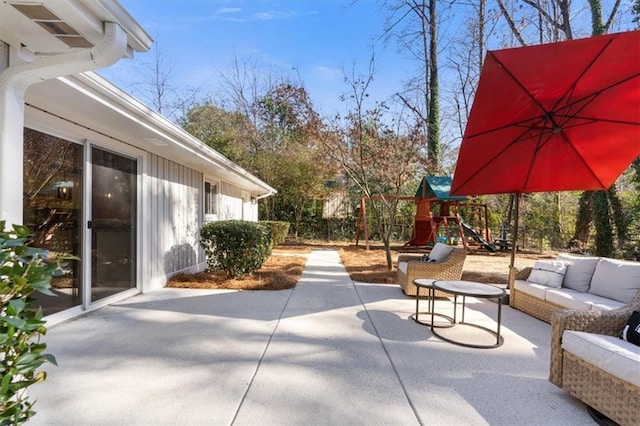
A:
[200,221,271,278]
[1,222,66,424]
[592,190,614,257]
[181,104,252,165]
[260,221,290,247]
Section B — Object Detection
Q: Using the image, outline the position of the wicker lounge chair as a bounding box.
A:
[549,290,640,426]
[396,247,466,297]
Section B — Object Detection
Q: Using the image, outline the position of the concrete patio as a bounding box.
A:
[31,249,593,425]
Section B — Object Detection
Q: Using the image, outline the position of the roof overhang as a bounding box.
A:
[0,0,153,59]
[24,71,277,197]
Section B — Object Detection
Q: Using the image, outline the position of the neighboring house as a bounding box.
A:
[322,189,352,219]
[0,0,276,324]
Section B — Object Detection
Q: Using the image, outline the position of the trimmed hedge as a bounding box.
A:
[200,220,271,278]
[260,221,290,247]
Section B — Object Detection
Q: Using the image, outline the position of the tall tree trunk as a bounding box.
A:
[589,0,606,35]
[607,185,627,246]
[551,193,563,249]
[572,191,592,247]
[573,0,626,253]
[593,190,614,257]
[478,0,485,75]
[427,0,440,171]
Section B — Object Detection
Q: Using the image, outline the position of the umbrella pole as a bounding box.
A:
[509,193,520,269]
[507,193,521,299]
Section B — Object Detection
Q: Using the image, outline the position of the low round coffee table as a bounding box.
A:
[413,279,454,328]
[431,280,506,348]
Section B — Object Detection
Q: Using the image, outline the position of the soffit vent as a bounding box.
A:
[10,3,94,48]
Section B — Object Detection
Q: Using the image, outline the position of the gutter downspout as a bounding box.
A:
[0,22,127,226]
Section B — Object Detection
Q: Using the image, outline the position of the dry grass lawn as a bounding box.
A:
[168,241,553,290]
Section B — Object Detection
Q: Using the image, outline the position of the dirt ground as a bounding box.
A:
[168,241,554,290]
[336,243,554,285]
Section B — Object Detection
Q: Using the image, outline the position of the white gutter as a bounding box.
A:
[0,22,127,225]
[65,71,278,198]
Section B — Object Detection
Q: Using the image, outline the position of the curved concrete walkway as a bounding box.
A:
[31,249,592,425]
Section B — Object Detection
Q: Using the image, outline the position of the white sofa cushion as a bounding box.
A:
[398,262,408,274]
[556,253,599,292]
[589,258,640,304]
[545,288,596,311]
[514,280,549,300]
[429,243,454,262]
[544,288,624,311]
[591,299,626,311]
[562,330,640,387]
[526,260,568,288]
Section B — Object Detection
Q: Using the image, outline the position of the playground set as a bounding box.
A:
[355,176,498,253]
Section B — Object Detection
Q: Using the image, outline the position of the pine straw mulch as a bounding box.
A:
[166,241,553,290]
[167,246,311,291]
[337,243,553,285]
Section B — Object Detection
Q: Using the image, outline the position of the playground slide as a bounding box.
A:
[460,219,498,252]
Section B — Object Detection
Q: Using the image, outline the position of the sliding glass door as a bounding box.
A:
[23,129,139,315]
[23,128,83,316]
[90,147,137,302]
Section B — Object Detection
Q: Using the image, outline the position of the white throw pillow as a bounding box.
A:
[526,260,568,288]
[428,243,454,263]
[556,253,599,292]
[589,258,640,304]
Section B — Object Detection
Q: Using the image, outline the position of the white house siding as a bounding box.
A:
[147,153,203,290]
[220,181,244,220]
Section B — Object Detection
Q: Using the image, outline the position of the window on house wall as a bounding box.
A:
[204,181,219,216]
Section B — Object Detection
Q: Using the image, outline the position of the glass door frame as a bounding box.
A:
[82,141,145,311]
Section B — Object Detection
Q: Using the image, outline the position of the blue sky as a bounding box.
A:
[99,1,409,118]
[98,0,636,126]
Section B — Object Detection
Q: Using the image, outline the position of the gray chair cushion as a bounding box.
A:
[526,260,568,288]
[556,253,599,292]
[429,243,454,262]
[589,258,640,304]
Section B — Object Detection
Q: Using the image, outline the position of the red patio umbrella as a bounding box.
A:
[450,31,640,269]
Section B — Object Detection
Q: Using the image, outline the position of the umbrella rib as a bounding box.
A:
[551,38,614,113]
[491,53,558,127]
[554,73,640,120]
[553,115,640,127]
[466,116,549,139]
[453,123,546,193]
[557,126,609,189]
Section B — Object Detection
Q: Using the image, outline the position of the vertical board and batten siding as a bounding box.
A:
[220,181,244,220]
[148,153,203,288]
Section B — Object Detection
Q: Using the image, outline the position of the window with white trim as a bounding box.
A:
[204,181,219,216]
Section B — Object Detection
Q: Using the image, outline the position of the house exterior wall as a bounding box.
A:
[146,153,204,290]
[219,181,244,220]
[1,3,275,323]
[22,107,267,313]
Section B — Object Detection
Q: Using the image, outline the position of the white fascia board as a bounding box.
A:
[64,71,276,197]
[88,0,154,52]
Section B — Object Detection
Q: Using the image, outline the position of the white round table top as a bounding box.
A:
[433,280,505,297]
[413,279,438,288]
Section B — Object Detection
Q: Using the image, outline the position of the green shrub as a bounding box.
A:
[260,221,290,247]
[1,222,69,424]
[200,220,271,278]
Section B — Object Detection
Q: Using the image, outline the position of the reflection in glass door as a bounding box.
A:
[91,148,137,301]
[23,128,83,316]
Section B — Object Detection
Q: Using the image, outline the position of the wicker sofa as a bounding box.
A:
[509,254,640,323]
[396,245,466,297]
[549,291,640,426]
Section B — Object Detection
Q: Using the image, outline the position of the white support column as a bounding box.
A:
[0,82,26,226]
[0,22,127,228]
